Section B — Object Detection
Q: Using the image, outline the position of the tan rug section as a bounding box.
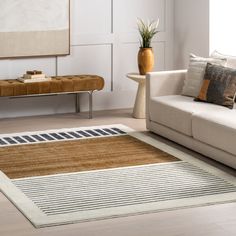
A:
[0,135,179,179]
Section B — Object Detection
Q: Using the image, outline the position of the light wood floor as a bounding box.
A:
[0,109,236,236]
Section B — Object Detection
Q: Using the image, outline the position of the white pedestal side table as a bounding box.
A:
[126,73,146,119]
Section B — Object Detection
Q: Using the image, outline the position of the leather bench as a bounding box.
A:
[0,75,105,118]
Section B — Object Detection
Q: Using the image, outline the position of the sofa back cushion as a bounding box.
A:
[181,54,226,97]
[211,50,236,69]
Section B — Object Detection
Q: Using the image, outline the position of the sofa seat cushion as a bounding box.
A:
[192,109,236,156]
[149,95,228,136]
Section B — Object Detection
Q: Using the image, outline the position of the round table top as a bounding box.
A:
[126,73,146,83]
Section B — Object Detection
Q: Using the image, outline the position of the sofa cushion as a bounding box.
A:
[195,63,236,109]
[181,54,226,97]
[192,109,236,156]
[211,50,236,69]
[149,95,227,136]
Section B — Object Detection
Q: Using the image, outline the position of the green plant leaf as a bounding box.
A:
[137,18,159,48]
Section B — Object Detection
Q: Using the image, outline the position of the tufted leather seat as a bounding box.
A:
[0,75,104,97]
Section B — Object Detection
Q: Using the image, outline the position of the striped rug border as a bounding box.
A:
[0,124,129,147]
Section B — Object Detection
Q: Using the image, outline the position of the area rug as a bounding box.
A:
[0,124,235,228]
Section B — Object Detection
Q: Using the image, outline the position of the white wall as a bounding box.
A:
[210,0,236,56]
[0,0,174,118]
[174,0,210,69]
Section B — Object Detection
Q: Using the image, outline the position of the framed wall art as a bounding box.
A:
[0,0,70,58]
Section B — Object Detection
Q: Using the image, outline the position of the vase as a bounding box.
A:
[137,47,154,75]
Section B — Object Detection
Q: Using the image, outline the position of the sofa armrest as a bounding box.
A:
[146,70,187,98]
[146,70,187,129]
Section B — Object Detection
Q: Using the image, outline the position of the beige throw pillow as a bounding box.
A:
[211,50,236,69]
[181,54,226,97]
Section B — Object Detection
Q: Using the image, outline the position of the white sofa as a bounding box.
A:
[146,70,236,169]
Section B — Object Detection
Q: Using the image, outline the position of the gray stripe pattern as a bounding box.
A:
[13,162,236,216]
[0,127,126,146]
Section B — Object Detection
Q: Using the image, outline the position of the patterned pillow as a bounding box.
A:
[195,63,236,109]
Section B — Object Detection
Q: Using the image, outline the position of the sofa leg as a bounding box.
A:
[75,93,80,113]
[89,91,93,119]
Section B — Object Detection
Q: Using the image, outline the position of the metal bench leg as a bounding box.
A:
[75,93,80,113]
[89,91,93,119]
